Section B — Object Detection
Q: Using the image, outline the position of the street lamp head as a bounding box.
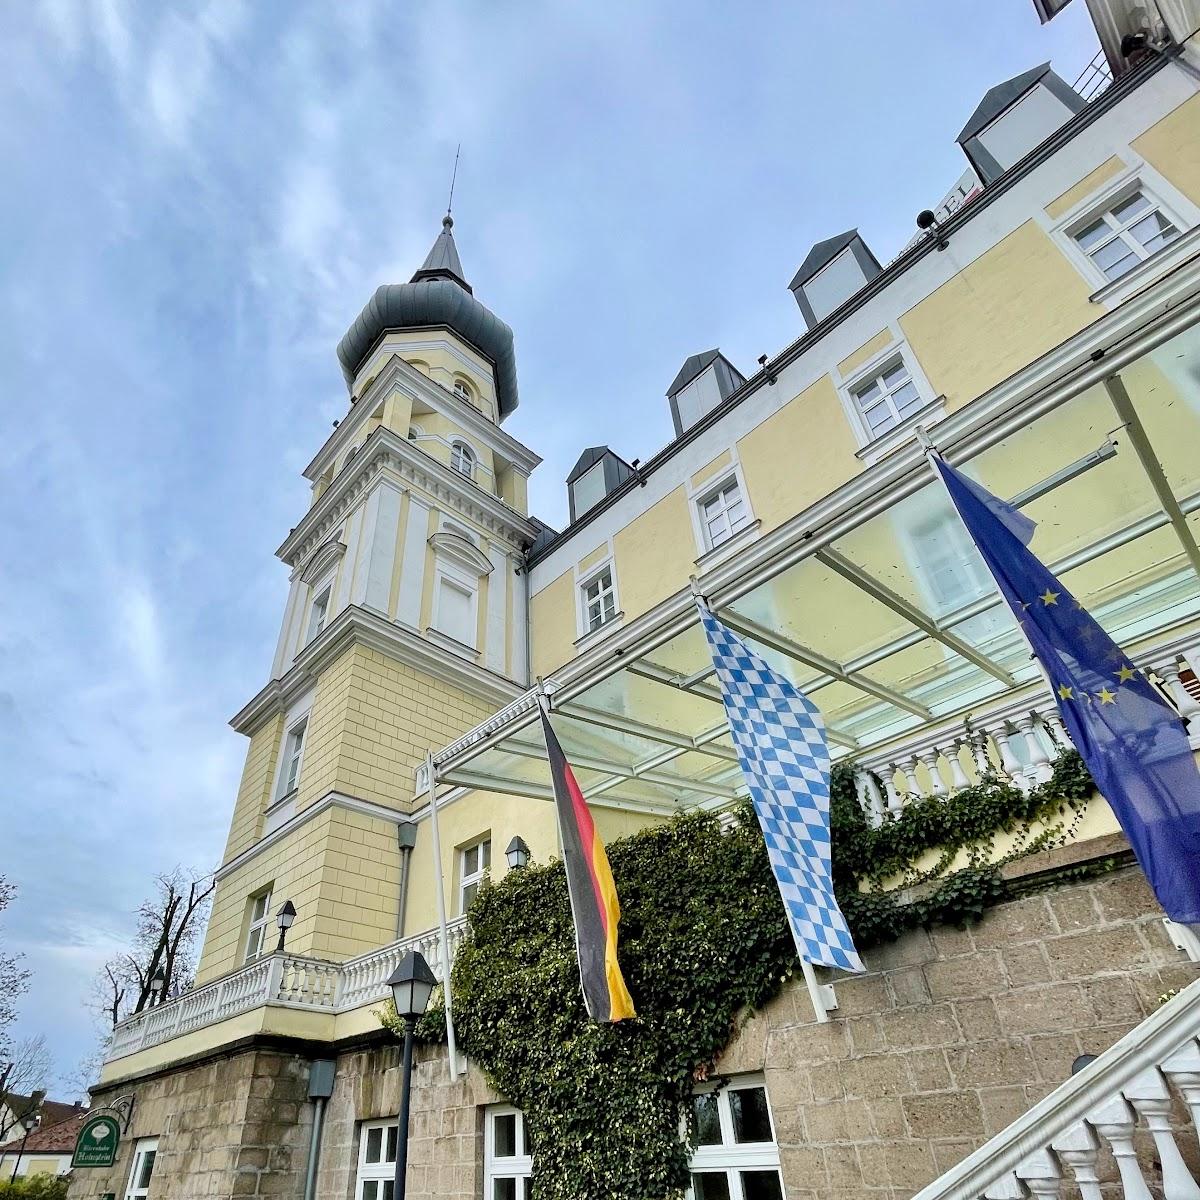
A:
[149,966,166,998]
[505,835,530,870]
[387,950,437,1023]
[20,1111,39,1134]
[276,900,297,932]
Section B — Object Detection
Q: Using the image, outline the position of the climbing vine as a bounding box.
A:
[384,750,1095,1200]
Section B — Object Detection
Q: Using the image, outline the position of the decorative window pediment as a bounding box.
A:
[299,537,346,585]
[429,530,493,576]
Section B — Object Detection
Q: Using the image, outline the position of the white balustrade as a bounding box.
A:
[104,917,470,1064]
[849,635,1200,819]
[910,977,1200,1200]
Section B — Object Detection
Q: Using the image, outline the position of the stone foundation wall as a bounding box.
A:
[69,866,1198,1200]
[69,1050,314,1199]
[719,866,1199,1200]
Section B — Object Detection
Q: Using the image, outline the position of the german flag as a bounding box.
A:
[540,709,636,1022]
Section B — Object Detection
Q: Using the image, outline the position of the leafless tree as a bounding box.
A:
[94,868,216,1028]
[0,877,30,1064]
[0,1035,52,1146]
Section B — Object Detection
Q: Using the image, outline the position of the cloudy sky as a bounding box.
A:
[0,2,1099,1087]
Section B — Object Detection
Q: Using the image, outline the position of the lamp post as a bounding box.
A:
[386,950,436,1200]
[149,966,166,1007]
[10,1110,39,1182]
[505,836,530,870]
[276,900,297,953]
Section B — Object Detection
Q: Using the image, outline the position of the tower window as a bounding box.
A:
[278,717,308,800]
[305,583,332,645]
[453,378,475,404]
[451,442,476,479]
[242,888,274,964]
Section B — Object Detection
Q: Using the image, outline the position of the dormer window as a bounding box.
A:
[789,232,881,331]
[451,442,476,479]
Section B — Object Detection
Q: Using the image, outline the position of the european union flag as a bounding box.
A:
[934,456,1200,923]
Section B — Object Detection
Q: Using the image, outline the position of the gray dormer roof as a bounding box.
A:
[567,446,613,484]
[336,216,519,418]
[957,63,1052,143]
[788,230,861,291]
[667,349,722,398]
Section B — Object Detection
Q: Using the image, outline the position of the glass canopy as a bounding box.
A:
[436,322,1200,814]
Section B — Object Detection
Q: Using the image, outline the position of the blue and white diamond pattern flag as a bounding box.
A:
[698,601,865,974]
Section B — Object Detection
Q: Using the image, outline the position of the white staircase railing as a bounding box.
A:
[911,977,1200,1200]
[105,917,469,1063]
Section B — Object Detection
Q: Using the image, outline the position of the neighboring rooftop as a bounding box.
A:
[0,1109,86,1156]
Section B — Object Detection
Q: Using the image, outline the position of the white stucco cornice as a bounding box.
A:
[303,354,541,483]
[229,604,522,737]
[278,426,538,568]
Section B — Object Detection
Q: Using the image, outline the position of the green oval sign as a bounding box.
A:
[72,1113,121,1168]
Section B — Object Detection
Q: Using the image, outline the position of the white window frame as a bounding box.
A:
[354,1120,398,1200]
[687,1075,783,1200]
[304,577,334,645]
[277,716,308,800]
[459,836,491,914]
[125,1137,158,1200]
[242,886,273,964]
[484,1104,532,1200]
[577,560,619,638]
[686,459,759,563]
[450,440,476,479]
[834,335,941,461]
[849,356,927,440]
[453,377,475,405]
[1047,160,1200,304]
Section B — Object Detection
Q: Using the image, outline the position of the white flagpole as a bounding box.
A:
[689,580,836,1025]
[425,750,461,1078]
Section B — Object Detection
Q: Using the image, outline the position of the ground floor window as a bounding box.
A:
[485,1105,532,1200]
[355,1120,398,1200]
[125,1138,158,1200]
[688,1076,783,1200]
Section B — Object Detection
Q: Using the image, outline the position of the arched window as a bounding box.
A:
[451,442,476,479]
[453,378,474,404]
[341,445,359,472]
[408,423,423,441]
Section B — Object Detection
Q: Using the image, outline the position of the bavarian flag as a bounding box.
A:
[540,708,636,1022]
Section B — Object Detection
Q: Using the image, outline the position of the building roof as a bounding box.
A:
[335,216,520,418]
[2,1094,81,1130]
[666,349,722,398]
[957,63,1052,143]
[788,230,861,292]
[0,1109,85,1155]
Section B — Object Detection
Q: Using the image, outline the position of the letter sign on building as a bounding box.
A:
[72,1113,121,1168]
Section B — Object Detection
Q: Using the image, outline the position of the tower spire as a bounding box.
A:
[410,211,471,294]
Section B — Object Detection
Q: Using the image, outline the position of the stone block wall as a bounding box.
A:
[69,1050,314,1199]
[718,866,1199,1200]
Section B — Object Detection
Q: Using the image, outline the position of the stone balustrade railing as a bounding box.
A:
[911,975,1200,1200]
[105,917,469,1064]
[851,641,1200,825]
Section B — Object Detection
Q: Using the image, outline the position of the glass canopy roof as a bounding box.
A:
[436,323,1200,815]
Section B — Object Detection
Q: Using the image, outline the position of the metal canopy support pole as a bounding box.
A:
[424,751,461,1078]
[1103,373,1200,580]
